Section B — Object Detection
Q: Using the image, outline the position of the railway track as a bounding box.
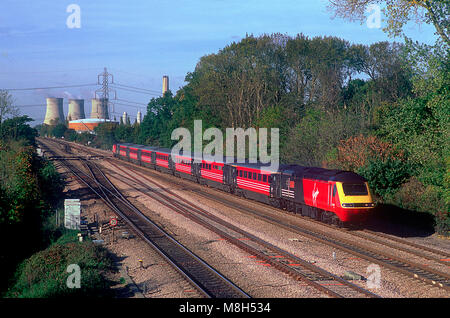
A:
[189,185,450,292]
[40,138,450,296]
[104,159,380,298]
[38,139,250,298]
[102,156,450,294]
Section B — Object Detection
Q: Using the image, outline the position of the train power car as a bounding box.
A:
[112,143,374,226]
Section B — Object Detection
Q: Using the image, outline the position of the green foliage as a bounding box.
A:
[282,107,366,166]
[327,0,450,47]
[6,234,114,298]
[37,158,65,204]
[0,116,37,146]
[0,142,39,224]
[93,122,122,150]
[0,135,66,293]
[358,157,411,198]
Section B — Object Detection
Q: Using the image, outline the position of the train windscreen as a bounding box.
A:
[342,183,368,196]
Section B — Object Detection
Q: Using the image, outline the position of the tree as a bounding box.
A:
[327,0,450,47]
[0,90,18,124]
[0,116,37,146]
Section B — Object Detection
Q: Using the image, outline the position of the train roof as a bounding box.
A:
[117,143,161,152]
[115,143,366,182]
[279,164,367,183]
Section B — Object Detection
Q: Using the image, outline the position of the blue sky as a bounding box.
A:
[0,0,438,125]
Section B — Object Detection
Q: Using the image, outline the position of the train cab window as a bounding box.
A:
[332,185,337,197]
[342,183,368,196]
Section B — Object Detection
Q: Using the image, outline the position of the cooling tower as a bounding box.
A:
[136,110,142,124]
[162,75,169,95]
[67,99,85,121]
[44,97,65,125]
[90,98,109,119]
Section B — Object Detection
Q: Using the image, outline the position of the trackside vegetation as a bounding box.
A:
[0,115,114,297]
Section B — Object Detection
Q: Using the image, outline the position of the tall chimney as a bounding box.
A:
[136,110,142,124]
[162,75,169,95]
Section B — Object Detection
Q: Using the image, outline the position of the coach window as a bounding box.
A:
[239,170,242,177]
[258,174,262,181]
[253,173,257,180]
[244,171,247,178]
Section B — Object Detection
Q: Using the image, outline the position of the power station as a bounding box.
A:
[44,97,65,125]
[90,98,109,120]
[67,99,85,121]
[41,71,168,132]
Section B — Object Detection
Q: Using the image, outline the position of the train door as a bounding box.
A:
[151,152,157,167]
[270,174,280,198]
[192,161,201,180]
[328,182,337,211]
[168,155,174,173]
[223,165,236,193]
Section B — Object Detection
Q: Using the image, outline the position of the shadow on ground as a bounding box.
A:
[363,204,436,238]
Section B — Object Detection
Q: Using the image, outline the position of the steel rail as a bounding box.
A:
[38,140,249,298]
[106,160,380,298]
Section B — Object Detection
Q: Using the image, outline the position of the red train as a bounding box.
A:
[112,143,375,226]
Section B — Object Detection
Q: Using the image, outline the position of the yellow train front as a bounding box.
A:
[277,165,375,225]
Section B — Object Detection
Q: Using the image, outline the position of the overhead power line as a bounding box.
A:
[111,84,160,96]
[15,104,47,107]
[114,98,147,105]
[1,83,97,91]
[113,83,161,94]
[113,102,144,109]
[0,68,101,75]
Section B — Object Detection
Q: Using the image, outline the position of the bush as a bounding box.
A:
[357,157,411,198]
[6,233,114,298]
[329,134,404,171]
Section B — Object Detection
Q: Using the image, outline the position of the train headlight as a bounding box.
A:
[342,203,375,208]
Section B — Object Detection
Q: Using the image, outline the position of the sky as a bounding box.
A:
[0,0,438,125]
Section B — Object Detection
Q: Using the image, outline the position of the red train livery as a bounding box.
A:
[113,143,374,225]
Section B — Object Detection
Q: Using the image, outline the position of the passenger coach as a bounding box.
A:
[113,143,374,226]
